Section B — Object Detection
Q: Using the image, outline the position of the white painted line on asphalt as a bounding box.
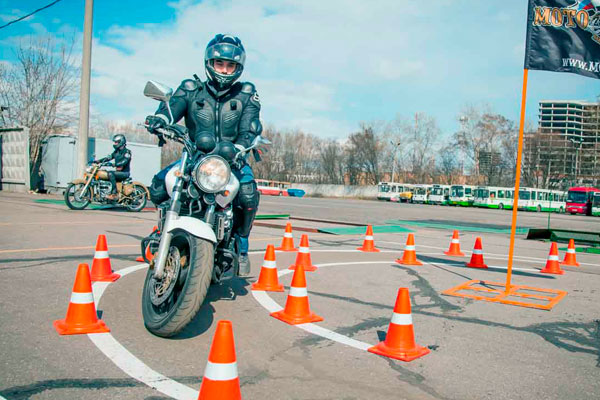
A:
[89,264,198,400]
[85,248,565,399]
[377,241,600,267]
[87,333,198,400]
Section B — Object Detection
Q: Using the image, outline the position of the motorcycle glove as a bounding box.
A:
[145,115,167,135]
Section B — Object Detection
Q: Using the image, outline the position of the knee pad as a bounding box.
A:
[236,181,259,210]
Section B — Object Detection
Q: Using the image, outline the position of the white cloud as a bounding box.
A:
[87,0,440,137]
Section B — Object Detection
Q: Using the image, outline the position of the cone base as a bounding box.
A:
[444,250,465,256]
[91,272,121,282]
[395,258,423,266]
[357,246,380,252]
[251,282,285,292]
[560,261,579,267]
[466,262,488,269]
[540,267,564,275]
[135,256,144,262]
[275,246,298,252]
[289,264,317,272]
[199,377,241,400]
[368,341,430,362]
[53,318,110,335]
[270,309,323,325]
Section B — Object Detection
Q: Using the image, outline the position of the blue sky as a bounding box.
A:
[1,0,599,139]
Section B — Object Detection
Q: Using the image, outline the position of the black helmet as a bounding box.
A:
[205,34,246,91]
[112,134,126,150]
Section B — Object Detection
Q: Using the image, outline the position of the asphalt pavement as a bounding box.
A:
[0,191,599,400]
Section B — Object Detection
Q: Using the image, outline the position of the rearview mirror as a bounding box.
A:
[143,81,173,102]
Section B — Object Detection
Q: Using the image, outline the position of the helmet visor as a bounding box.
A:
[205,43,246,66]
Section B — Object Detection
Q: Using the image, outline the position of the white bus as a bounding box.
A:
[428,184,451,205]
[412,184,431,204]
[592,193,600,216]
[377,182,414,202]
[449,184,475,206]
[517,188,566,213]
[473,186,514,209]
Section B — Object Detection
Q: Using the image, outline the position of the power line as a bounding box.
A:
[0,0,62,31]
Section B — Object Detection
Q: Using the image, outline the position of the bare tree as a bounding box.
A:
[318,139,344,184]
[0,37,78,188]
[344,124,382,185]
[453,106,517,186]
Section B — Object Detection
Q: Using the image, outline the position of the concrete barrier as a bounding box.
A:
[291,184,378,199]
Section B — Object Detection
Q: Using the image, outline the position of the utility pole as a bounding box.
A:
[390,140,401,182]
[77,0,94,176]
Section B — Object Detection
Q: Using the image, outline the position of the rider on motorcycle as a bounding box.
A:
[145,33,262,277]
[94,134,132,200]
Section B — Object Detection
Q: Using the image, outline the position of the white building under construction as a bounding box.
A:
[523,100,600,188]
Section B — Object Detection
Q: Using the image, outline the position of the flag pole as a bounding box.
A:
[505,68,529,293]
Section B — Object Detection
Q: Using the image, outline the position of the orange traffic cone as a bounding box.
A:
[54,263,110,335]
[137,226,159,262]
[251,245,284,292]
[289,234,317,272]
[368,287,430,362]
[357,225,380,252]
[395,234,423,266]
[90,234,120,282]
[198,320,241,400]
[444,230,465,256]
[271,262,323,325]
[275,222,298,252]
[541,242,564,275]
[466,237,488,269]
[560,239,580,267]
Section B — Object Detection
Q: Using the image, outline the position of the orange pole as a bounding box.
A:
[505,68,529,293]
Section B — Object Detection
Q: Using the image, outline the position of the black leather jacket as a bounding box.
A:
[100,147,131,173]
[155,79,262,149]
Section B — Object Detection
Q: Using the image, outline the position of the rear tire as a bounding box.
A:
[64,183,91,210]
[142,231,214,337]
[536,205,542,212]
[498,203,504,210]
[125,185,148,212]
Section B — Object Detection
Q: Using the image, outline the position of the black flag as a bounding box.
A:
[525,0,600,79]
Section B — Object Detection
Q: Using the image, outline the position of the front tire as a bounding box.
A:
[64,183,91,210]
[142,231,214,337]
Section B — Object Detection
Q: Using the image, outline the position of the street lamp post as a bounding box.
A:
[390,141,401,182]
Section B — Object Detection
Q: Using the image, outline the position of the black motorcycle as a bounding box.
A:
[140,80,270,337]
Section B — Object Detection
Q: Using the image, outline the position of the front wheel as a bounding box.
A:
[64,183,91,210]
[142,230,214,337]
[125,185,147,212]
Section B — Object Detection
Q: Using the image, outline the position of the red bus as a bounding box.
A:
[566,186,600,215]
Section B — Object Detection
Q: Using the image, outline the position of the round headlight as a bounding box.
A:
[192,156,231,193]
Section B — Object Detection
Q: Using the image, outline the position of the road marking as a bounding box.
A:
[0,244,139,254]
[85,246,585,398]
[0,220,148,227]
[89,264,199,400]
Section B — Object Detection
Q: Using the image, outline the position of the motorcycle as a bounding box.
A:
[140,80,270,337]
[64,162,149,212]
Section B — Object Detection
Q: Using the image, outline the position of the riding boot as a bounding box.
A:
[236,235,251,276]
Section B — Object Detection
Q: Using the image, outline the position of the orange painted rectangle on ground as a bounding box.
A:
[442,280,567,310]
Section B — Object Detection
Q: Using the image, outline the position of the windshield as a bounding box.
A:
[568,190,588,203]
[451,186,464,197]
[432,187,444,195]
[379,184,390,193]
[416,188,427,195]
[593,194,600,207]
[519,191,531,200]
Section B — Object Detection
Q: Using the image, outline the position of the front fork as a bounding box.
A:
[153,152,188,279]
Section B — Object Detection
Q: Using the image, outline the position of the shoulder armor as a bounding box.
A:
[240,82,256,94]
[180,79,199,91]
